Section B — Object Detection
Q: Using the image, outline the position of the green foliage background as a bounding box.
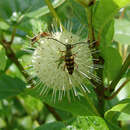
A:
[0,0,130,130]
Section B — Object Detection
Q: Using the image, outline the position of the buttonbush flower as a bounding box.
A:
[27,25,100,102]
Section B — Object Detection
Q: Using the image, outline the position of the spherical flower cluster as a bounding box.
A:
[31,30,99,101]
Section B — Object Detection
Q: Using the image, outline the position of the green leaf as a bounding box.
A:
[17,116,33,129]
[119,80,130,98]
[35,122,65,130]
[0,118,6,128]
[28,19,48,34]
[0,46,7,71]
[0,0,65,30]
[56,0,88,37]
[105,98,130,123]
[126,69,130,78]
[68,0,87,25]
[0,74,26,100]
[103,47,122,81]
[93,0,130,36]
[0,21,10,30]
[113,0,130,7]
[27,87,97,116]
[0,0,43,19]
[105,120,121,130]
[18,95,43,117]
[4,49,32,72]
[114,19,130,45]
[100,20,114,48]
[26,0,66,18]
[66,116,109,130]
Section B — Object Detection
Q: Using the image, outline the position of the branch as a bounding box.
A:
[10,27,17,44]
[45,103,62,121]
[1,38,33,85]
[105,79,130,100]
[1,32,62,121]
[108,54,130,93]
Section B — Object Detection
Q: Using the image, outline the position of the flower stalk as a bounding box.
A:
[45,0,65,30]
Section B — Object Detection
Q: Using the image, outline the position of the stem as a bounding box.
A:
[45,0,65,30]
[118,43,122,58]
[75,0,88,8]
[85,7,95,42]
[76,0,95,7]
[86,5,105,116]
[105,79,130,100]
[108,54,130,93]
[123,45,128,62]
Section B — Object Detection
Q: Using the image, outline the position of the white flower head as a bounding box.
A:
[28,24,100,102]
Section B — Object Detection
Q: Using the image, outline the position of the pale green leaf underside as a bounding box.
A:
[105,98,130,122]
[114,19,130,45]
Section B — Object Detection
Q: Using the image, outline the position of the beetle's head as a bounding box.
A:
[66,44,73,50]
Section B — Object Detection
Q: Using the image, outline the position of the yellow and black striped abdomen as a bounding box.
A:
[65,55,74,75]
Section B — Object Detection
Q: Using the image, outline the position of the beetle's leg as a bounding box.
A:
[58,48,65,54]
[56,56,65,69]
[73,53,77,57]
[73,51,79,57]
[74,62,78,69]
[60,55,65,59]
[63,64,66,71]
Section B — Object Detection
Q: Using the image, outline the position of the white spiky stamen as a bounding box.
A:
[30,29,100,101]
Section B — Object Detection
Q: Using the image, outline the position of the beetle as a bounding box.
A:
[29,32,51,46]
[47,37,92,75]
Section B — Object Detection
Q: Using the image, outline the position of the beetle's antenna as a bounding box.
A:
[46,37,66,46]
[73,41,96,46]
